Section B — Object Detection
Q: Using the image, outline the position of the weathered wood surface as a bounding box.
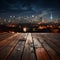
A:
[0,33,60,60]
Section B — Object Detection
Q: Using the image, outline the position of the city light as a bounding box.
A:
[32,15,34,18]
[23,27,27,32]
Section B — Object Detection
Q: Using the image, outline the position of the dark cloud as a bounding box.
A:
[0,0,60,16]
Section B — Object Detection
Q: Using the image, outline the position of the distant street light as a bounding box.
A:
[32,15,34,18]
[23,27,27,32]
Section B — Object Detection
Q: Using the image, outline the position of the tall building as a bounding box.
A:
[50,12,53,21]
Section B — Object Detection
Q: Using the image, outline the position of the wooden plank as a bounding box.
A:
[7,40,25,60]
[0,33,14,41]
[35,38,50,60]
[0,34,19,51]
[35,48,43,60]
[42,40,58,60]
[44,39,60,55]
[39,34,60,51]
[22,33,36,60]
[42,35,60,48]
[36,48,50,60]
[0,33,60,60]
[47,38,60,48]
[0,34,20,60]
[40,48,50,60]
[37,37,59,60]
[31,33,60,60]
[22,44,36,60]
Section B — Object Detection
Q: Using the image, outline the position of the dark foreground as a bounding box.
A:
[0,32,60,60]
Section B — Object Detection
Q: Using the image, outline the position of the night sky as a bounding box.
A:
[0,0,60,18]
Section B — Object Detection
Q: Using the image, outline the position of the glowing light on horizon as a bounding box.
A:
[50,12,53,20]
